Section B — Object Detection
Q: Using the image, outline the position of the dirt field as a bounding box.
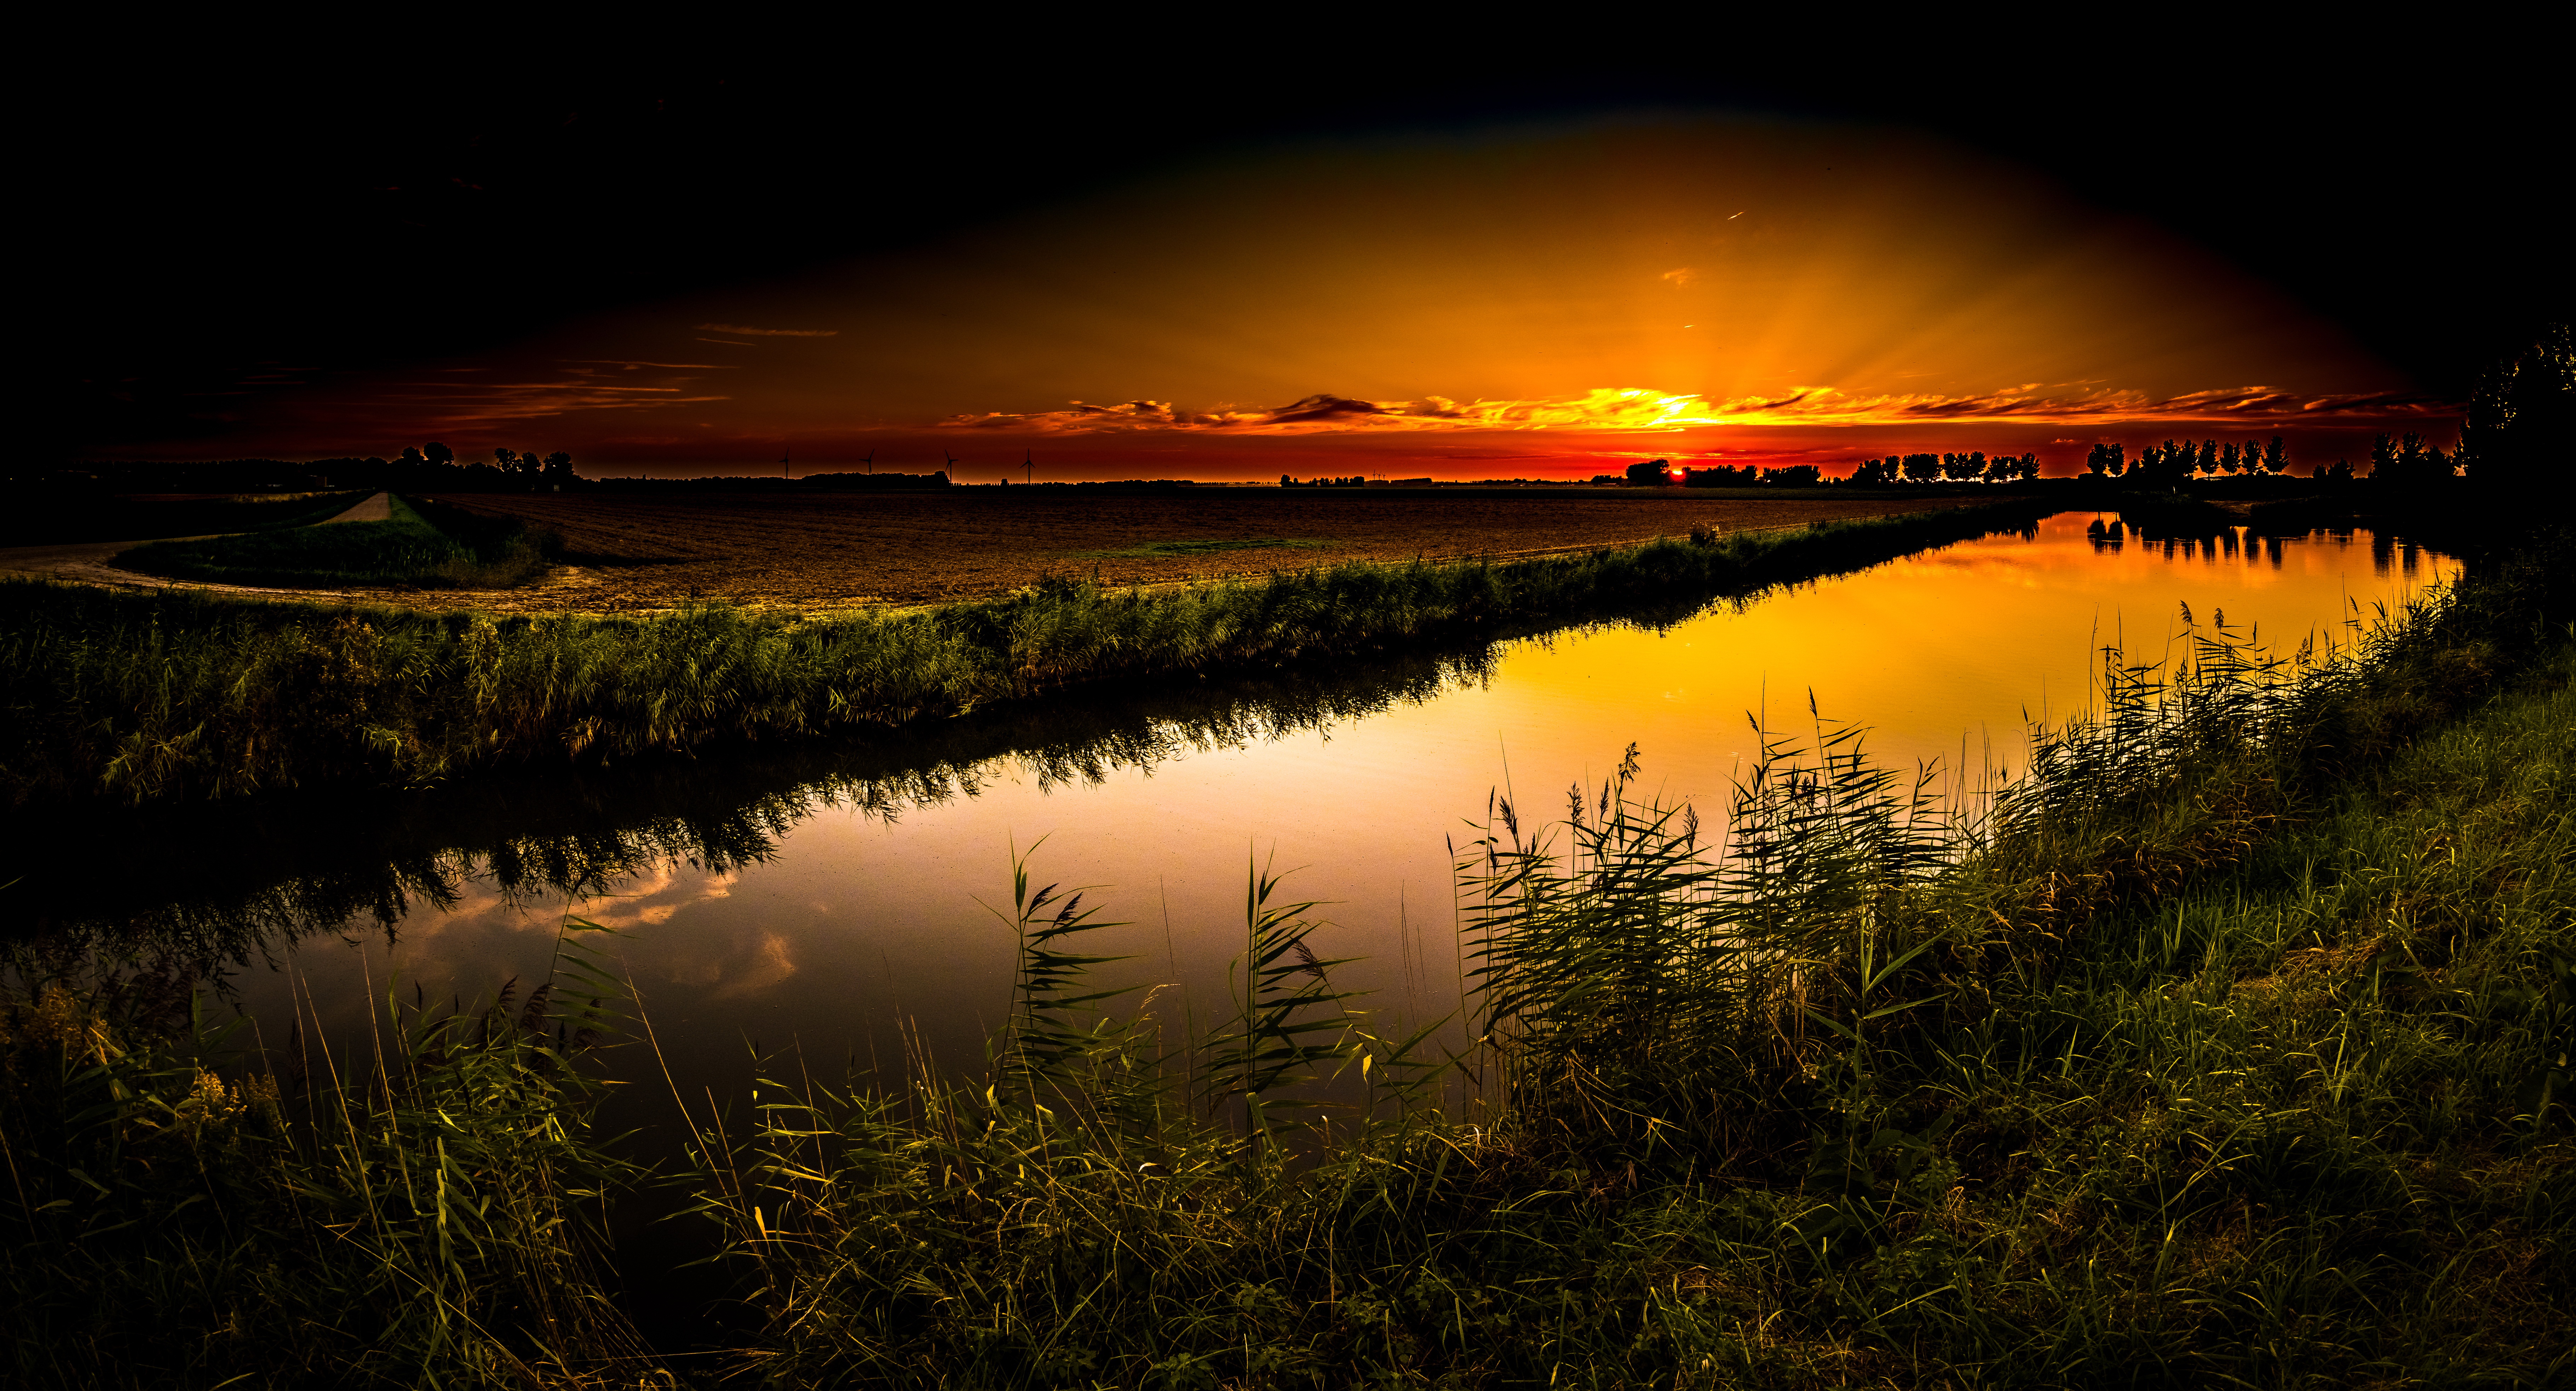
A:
[407,489,1986,613]
[0,489,1986,613]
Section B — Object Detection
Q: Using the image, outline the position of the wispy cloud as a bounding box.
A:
[565,358,740,370]
[378,364,732,425]
[693,322,840,337]
[939,384,2457,436]
[1660,268,1698,286]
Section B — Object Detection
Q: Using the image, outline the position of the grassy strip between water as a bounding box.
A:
[3,500,2048,807]
[113,493,553,591]
[3,533,2571,1387]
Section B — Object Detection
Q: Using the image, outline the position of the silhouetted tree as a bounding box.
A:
[2262,436,2287,475]
[424,442,454,469]
[1683,464,1758,487]
[2458,322,2573,496]
[2371,431,2457,488]
[1626,459,1675,485]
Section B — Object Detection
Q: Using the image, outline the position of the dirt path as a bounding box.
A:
[320,491,392,523]
[0,492,393,600]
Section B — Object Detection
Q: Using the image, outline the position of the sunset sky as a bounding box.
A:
[41,34,2562,482]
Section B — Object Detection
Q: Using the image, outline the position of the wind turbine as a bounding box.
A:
[861,449,874,475]
[942,449,960,479]
[780,446,792,480]
[1023,448,1033,487]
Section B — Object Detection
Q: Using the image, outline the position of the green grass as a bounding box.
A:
[7,532,2569,1385]
[113,494,552,591]
[1067,536,1336,558]
[0,491,369,548]
[1,500,2054,807]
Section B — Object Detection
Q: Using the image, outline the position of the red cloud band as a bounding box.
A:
[939,384,2458,436]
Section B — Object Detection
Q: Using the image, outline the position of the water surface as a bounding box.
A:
[92,515,2452,1101]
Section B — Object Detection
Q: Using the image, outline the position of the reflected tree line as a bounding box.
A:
[2086,505,2432,580]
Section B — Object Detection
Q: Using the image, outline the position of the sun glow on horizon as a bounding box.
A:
[142,114,2440,477]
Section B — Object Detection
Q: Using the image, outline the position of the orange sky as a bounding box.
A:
[191,116,2456,480]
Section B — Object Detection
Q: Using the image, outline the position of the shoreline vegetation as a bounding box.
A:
[4,527,2568,1385]
[2,498,2059,809]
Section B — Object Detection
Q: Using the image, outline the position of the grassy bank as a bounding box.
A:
[2,500,2050,807]
[6,533,2568,1385]
[114,493,552,591]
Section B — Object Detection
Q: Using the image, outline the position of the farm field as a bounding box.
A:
[416,487,1986,611]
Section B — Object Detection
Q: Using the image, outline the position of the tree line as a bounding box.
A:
[1844,452,2040,486]
[2079,431,2469,490]
[305,443,581,492]
[2081,436,2288,487]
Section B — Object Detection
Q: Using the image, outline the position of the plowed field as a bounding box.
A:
[386,488,1985,613]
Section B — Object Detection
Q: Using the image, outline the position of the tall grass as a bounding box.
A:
[0,922,652,1387]
[3,499,2052,807]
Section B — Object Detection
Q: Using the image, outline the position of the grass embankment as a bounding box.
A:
[2,501,2049,807]
[6,536,2569,1386]
[114,493,552,591]
[0,491,367,548]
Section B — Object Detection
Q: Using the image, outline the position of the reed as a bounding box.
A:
[0,922,651,1387]
[2,499,2052,808]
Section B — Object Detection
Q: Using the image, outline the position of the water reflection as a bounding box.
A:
[7,646,1495,967]
[8,513,2459,1103]
[2088,510,2429,581]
